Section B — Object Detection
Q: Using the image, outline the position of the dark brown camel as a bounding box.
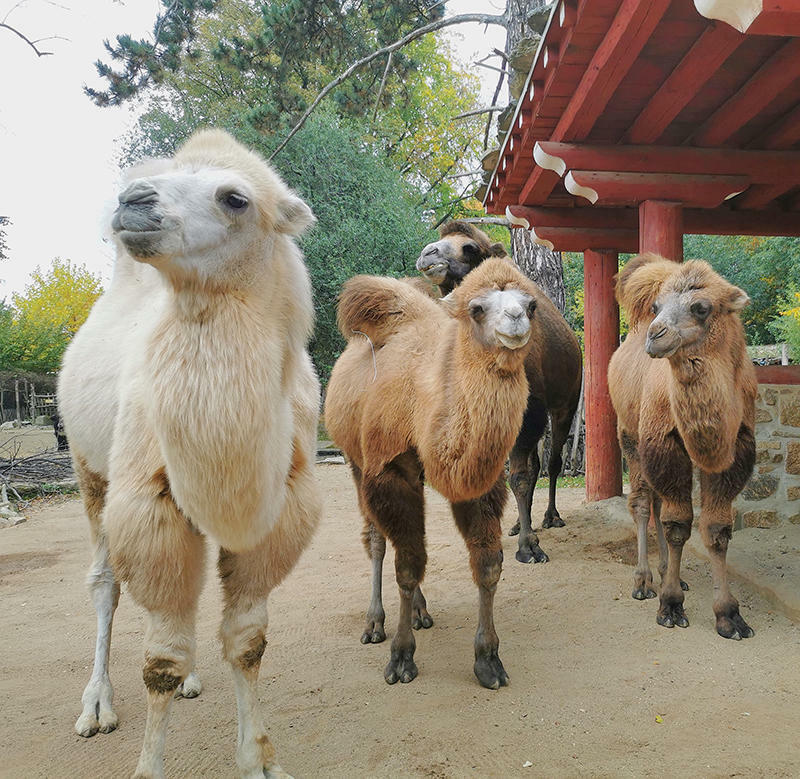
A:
[417,221,583,564]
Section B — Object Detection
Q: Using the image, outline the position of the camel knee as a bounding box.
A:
[472,546,503,589]
[701,522,731,553]
[662,520,691,547]
[143,657,185,694]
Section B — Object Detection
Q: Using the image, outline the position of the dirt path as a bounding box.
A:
[1,463,799,778]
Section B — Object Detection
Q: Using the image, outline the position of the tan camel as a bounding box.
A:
[418,221,582,563]
[608,252,756,639]
[325,257,540,689]
[58,129,321,777]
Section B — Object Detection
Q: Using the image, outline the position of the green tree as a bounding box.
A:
[0,259,103,373]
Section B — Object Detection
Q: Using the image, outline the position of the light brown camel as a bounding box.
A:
[608,252,756,640]
[58,129,321,777]
[418,221,583,563]
[324,257,540,689]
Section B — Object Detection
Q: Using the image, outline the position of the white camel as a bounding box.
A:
[58,129,321,778]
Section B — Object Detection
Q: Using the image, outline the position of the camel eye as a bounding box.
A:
[469,303,484,320]
[221,192,249,211]
[691,300,711,320]
[527,300,537,318]
[651,302,660,315]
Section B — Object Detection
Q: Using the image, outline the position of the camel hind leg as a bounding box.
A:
[508,399,549,564]
[542,405,575,529]
[72,455,121,738]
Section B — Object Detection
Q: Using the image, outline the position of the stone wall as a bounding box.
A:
[734,377,800,530]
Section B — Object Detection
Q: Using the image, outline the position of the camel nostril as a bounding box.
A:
[119,183,159,206]
[651,326,668,340]
[423,247,438,257]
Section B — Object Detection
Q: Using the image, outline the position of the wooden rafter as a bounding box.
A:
[691,37,800,147]
[515,0,672,206]
[624,22,744,144]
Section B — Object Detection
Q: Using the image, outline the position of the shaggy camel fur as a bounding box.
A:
[608,253,756,640]
[325,257,540,689]
[58,129,321,778]
[418,221,582,563]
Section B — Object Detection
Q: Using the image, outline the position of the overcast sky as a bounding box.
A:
[0,0,507,298]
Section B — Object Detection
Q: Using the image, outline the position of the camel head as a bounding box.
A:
[416,221,507,293]
[111,129,314,286]
[645,260,750,359]
[442,256,538,355]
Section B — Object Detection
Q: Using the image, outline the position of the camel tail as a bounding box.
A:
[336,275,437,347]
[615,252,680,326]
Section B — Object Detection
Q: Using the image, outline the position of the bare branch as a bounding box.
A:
[473,60,505,74]
[0,22,59,56]
[483,62,507,151]
[446,170,482,179]
[269,11,508,161]
[370,51,393,132]
[453,105,503,120]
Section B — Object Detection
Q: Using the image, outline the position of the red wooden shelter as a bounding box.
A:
[483,0,800,502]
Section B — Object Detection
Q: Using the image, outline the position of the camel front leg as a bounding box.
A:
[452,476,509,690]
[76,532,121,737]
[640,430,693,629]
[699,425,756,640]
[361,520,388,644]
[653,497,690,593]
[362,457,427,685]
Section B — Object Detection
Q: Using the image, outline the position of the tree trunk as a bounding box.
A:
[504,0,566,313]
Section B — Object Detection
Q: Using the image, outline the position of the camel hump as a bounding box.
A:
[337,275,440,347]
[615,252,680,326]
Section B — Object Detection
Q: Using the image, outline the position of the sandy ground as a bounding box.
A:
[1,462,799,778]
[0,427,60,458]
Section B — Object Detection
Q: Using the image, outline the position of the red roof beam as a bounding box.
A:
[564,170,750,207]
[691,38,800,147]
[505,204,800,236]
[751,103,800,150]
[624,22,744,144]
[533,141,800,184]
[508,225,639,253]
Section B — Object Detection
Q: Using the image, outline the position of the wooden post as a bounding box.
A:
[584,249,623,501]
[639,200,683,261]
[15,379,21,423]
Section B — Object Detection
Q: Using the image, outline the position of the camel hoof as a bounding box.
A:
[508,521,521,537]
[385,648,417,684]
[474,650,509,690]
[542,513,565,529]
[361,626,386,644]
[263,764,293,779]
[515,542,549,565]
[680,579,690,591]
[657,603,688,629]
[632,586,657,601]
[175,671,202,699]
[412,611,434,630]
[717,612,754,640]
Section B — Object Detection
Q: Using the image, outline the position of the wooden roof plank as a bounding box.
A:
[625,22,744,144]
[691,37,800,147]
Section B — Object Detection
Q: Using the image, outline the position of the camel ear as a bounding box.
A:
[489,242,507,257]
[726,285,750,312]
[276,192,316,235]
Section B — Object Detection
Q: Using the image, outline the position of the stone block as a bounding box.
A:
[788,486,800,501]
[781,394,800,427]
[742,510,780,528]
[787,442,800,475]
[742,473,779,500]
[790,514,800,525]
[756,408,773,423]
[755,449,771,464]
[765,389,778,406]
[772,454,784,463]
[758,465,778,474]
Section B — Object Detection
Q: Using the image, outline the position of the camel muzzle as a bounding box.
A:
[645,324,680,358]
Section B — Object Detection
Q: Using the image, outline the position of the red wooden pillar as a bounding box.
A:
[584,249,623,501]
[639,200,683,261]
